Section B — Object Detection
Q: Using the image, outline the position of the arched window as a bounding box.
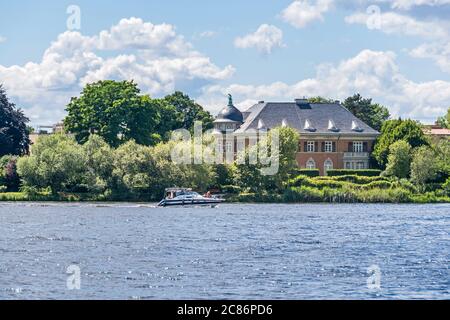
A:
[324,158,333,172]
[306,158,316,169]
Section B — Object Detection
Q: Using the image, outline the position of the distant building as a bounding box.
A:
[29,122,65,153]
[213,96,380,175]
[423,123,450,140]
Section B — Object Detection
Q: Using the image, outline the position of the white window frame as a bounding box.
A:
[217,141,223,153]
[353,141,363,153]
[306,158,316,169]
[356,161,365,169]
[307,141,315,152]
[226,141,233,153]
[324,141,333,153]
[324,159,333,172]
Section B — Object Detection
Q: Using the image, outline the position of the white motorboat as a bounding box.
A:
[157,188,225,207]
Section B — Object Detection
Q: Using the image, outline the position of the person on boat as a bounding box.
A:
[204,191,212,198]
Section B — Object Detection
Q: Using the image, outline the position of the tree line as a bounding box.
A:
[1,80,450,200]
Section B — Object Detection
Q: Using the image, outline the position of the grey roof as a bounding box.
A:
[215,103,244,123]
[234,102,379,135]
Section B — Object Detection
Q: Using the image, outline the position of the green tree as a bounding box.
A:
[373,119,429,168]
[64,80,162,147]
[82,135,114,192]
[17,135,88,193]
[383,140,412,179]
[233,126,299,192]
[0,85,30,156]
[436,107,450,128]
[0,155,20,191]
[164,91,213,132]
[343,94,390,131]
[410,145,439,190]
[308,96,334,103]
[112,140,156,197]
[111,139,216,199]
[433,139,450,182]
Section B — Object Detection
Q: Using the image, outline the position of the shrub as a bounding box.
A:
[283,186,324,202]
[0,185,7,193]
[315,175,387,184]
[0,155,20,192]
[221,185,241,194]
[232,192,282,203]
[383,140,412,179]
[291,169,320,177]
[326,169,382,177]
[443,178,450,196]
[354,180,393,190]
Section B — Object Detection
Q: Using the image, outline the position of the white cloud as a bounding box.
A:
[0,18,234,125]
[198,50,450,123]
[234,24,285,54]
[199,30,217,38]
[345,10,450,73]
[0,36,6,43]
[345,11,448,39]
[281,0,333,29]
[410,42,450,73]
[387,0,450,10]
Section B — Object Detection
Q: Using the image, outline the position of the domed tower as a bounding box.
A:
[213,94,243,133]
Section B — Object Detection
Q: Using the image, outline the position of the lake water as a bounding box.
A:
[0,202,449,300]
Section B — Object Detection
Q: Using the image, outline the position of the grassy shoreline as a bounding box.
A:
[1,191,449,204]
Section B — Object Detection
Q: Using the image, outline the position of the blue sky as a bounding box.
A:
[1,0,450,125]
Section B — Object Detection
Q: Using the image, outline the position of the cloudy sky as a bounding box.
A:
[1,0,450,125]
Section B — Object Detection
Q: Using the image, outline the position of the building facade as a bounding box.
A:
[213,96,380,175]
[423,123,450,141]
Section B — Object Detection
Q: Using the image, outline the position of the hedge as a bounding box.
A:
[291,169,320,177]
[221,185,241,194]
[315,175,387,184]
[326,169,382,177]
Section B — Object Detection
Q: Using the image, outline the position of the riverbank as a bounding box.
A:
[1,190,449,204]
[2,173,449,204]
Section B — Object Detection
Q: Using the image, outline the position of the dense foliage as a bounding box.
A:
[232,127,300,192]
[16,134,217,200]
[0,85,30,156]
[437,107,450,128]
[383,141,412,179]
[64,81,213,147]
[342,94,390,131]
[373,119,429,168]
[163,91,214,133]
[326,169,381,177]
[0,155,20,192]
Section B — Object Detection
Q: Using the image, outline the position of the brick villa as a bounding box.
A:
[213,96,380,175]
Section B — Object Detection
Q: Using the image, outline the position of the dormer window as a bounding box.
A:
[328,119,339,132]
[351,120,363,132]
[304,119,316,132]
[258,119,266,130]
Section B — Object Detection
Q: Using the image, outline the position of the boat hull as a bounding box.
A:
[158,198,225,207]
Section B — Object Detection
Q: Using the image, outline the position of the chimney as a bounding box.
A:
[295,98,308,105]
